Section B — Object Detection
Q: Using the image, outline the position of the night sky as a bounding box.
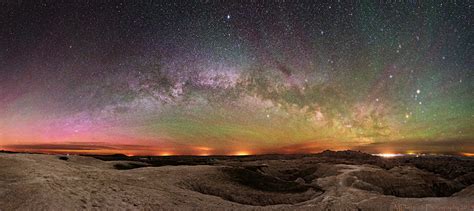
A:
[0,1,473,156]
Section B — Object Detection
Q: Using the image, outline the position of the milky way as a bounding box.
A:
[0,1,473,155]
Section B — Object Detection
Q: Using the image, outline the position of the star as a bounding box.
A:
[0,1,471,156]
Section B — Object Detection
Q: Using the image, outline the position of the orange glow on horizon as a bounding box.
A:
[193,146,213,156]
[197,153,211,156]
[2,143,470,157]
[373,153,404,158]
[158,152,173,156]
[232,151,251,156]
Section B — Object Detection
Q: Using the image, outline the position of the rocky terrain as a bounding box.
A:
[0,151,473,210]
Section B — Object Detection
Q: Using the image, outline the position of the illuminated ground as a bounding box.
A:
[1,151,472,210]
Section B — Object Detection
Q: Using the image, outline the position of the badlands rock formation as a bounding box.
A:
[0,151,472,210]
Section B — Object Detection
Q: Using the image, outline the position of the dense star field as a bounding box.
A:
[0,1,472,155]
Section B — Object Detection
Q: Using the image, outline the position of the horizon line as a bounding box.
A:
[1,149,473,158]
